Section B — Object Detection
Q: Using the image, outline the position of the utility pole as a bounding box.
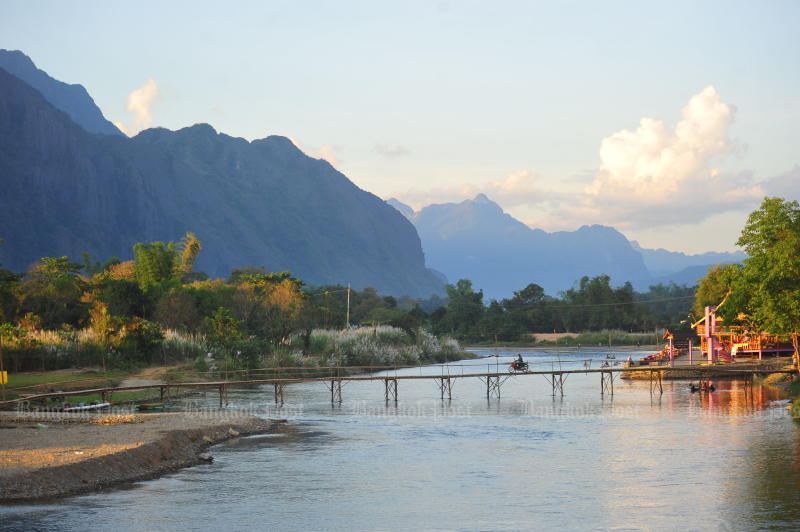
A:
[0,336,5,400]
[346,283,351,328]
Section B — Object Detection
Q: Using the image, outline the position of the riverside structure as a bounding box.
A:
[2,359,796,409]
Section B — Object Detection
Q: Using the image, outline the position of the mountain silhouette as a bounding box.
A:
[0,63,443,297]
[0,49,122,136]
[391,195,650,299]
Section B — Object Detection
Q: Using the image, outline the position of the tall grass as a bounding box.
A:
[295,326,463,366]
[535,329,659,346]
[4,327,214,372]
[6,325,465,373]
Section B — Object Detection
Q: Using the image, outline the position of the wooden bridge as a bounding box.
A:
[2,359,795,409]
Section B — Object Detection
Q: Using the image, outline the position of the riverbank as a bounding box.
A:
[465,345,658,352]
[0,411,283,503]
[620,358,795,380]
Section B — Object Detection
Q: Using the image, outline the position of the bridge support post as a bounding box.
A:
[325,380,342,404]
[218,384,228,407]
[544,373,564,397]
[160,386,165,404]
[743,374,754,404]
[436,377,453,400]
[649,370,663,395]
[273,382,285,405]
[486,376,502,398]
[384,379,398,401]
[601,371,615,396]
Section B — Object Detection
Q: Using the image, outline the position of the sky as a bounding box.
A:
[1,0,798,254]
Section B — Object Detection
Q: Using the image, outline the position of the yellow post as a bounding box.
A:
[0,336,5,400]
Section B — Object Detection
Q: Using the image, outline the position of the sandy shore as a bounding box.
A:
[0,410,282,502]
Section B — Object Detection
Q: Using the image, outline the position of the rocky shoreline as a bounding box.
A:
[0,411,283,503]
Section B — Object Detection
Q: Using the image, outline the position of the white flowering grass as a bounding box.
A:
[302,326,461,366]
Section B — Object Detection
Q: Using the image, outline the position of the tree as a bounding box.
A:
[91,276,147,318]
[15,257,88,329]
[440,279,484,339]
[204,307,243,345]
[503,283,550,336]
[133,241,179,290]
[0,264,19,323]
[153,289,202,330]
[480,300,511,342]
[693,264,744,319]
[177,232,202,277]
[639,282,695,329]
[734,198,800,349]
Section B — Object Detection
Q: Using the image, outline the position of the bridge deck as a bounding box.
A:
[1,365,795,407]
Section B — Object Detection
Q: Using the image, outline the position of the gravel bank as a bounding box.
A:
[0,411,282,502]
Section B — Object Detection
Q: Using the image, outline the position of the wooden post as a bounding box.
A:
[649,370,663,395]
[384,379,398,401]
[346,284,351,328]
[688,340,693,365]
[705,306,715,364]
[600,371,614,396]
[668,337,674,367]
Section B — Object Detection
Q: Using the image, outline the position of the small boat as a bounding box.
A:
[136,402,175,412]
[63,402,111,412]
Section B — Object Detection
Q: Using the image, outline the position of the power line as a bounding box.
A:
[552,295,695,309]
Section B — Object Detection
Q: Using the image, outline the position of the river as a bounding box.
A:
[3,348,800,531]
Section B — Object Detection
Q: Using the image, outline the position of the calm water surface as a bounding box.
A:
[3,349,800,531]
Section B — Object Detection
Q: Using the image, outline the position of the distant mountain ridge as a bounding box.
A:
[0,49,122,136]
[389,195,651,299]
[629,240,746,277]
[0,56,443,297]
[388,196,745,299]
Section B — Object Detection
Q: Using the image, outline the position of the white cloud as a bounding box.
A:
[115,78,159,136]
[566,85,763,228]
[392,86,776,233]
[760,165,800,200]
[113,121,130,136]
[128,78,159,129]
[392,169,548,211]
[287,138,342,167]
[318,145,340,167]
[374,144,411,158]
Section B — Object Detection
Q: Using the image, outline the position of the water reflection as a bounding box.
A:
[2,350,799,531]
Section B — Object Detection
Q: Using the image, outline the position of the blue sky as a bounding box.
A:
[2,0,798,253]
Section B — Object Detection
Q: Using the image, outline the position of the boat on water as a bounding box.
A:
[136,402,175,412]
[63,402,111,412]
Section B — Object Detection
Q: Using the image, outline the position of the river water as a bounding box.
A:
[3,349,800,531]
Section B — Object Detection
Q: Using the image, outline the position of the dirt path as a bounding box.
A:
[116,366,180,388]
